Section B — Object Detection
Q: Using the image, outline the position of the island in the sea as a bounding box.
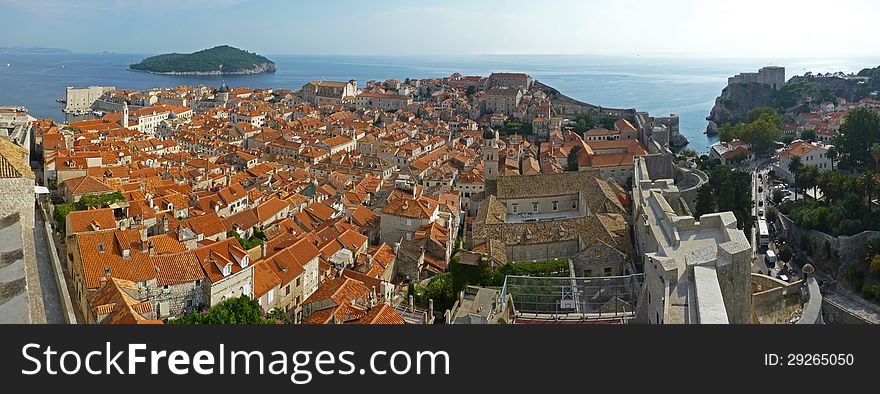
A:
[129,45,276,75]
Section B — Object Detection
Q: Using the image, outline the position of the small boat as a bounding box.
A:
[60,65,65,68]
[56,97,66,103]
[4,64,10,67]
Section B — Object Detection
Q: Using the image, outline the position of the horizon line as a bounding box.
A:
[5,46,880,60]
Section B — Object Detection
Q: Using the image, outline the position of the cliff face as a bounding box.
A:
[707,67,880,131]
[707,83,779,126]
[141,62,276,76]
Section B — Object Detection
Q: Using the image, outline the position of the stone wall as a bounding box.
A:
[506,239,579,262]
[779,213,880,279]
[379,214,428,245]
[822,298,873,324]
[751,274,805,324]
[207,268,254,306]
[0,177,34,231]
[572,242,628,276]
[672,164,708,214]
[138,278,205,319]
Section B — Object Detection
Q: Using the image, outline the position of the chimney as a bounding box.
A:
[365,254,373,270]
[260,239,267,259]
[408,295,414,312]
[370,286,377,307]
[148,241,155,255]
[428,298,434,318]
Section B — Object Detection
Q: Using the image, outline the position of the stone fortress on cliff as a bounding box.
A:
[727,66,786,91]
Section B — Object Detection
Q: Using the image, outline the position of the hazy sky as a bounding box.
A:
[1,0,878,57]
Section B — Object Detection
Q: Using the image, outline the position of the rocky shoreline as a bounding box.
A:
[128,62,276,76]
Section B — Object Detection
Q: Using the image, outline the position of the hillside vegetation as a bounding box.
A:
[129,45,275,74]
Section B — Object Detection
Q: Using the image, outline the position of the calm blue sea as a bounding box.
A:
[2,52,879,153]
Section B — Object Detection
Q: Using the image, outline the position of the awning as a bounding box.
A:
[34,185,50,194]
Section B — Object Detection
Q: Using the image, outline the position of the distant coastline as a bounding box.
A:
[0,46,70,54]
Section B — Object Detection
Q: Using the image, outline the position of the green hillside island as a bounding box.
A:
[129,45,276,75]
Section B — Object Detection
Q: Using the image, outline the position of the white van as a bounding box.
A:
[765,250,777,269]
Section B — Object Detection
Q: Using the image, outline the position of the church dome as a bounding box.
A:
[483,129,496,140]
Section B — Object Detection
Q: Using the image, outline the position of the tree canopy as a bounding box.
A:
[53,191,126,233]
[171,295,279,324]
[780,168,880,236]
[833,108,880,171]
[718,107,783,154]
[129,45,274,74]
[694,164,754,230]
[566,146,581,172]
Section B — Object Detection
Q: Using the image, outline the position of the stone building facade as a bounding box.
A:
[470,171,632,268]
[727,66,785,90]
[65,86,115,113]
[0,137,42,323]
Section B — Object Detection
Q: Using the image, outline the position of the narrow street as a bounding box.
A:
[751,164,766,274]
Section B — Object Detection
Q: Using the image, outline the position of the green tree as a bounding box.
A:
[566,146,581,172]
[826,146,838,171]
[872,143,880,172]
[864,171,878,212]
[801,166,820,200]
[694,183,716,219]
[172,295,275,324]
[778,244,793,262]
[772,188,785,204]
[834,108,880,171]
[573,114,595,133]
[706,165,754,231]
[730,151,748,164]
[788,156,803,202]
[52,191,126,233]
[718,108,782,154]
[861,238,880,278]
[800,129,817,141]
[423,273,456,313]
[265,308,291,324]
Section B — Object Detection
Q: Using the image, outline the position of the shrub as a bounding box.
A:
[172,295,275,324]
[862,284,880,300]
[871,255,880,277]
[778,245,793,262]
